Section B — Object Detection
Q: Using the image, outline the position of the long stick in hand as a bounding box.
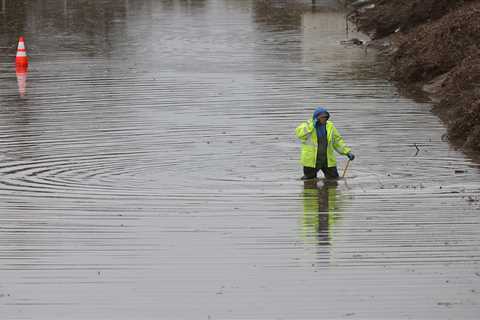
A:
[342,160,351,178]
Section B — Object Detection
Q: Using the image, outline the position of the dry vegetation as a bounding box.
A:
[348,0,480,152]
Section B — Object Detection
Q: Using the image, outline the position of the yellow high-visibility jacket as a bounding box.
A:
[295,119,351,168]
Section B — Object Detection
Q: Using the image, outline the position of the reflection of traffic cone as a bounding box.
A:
[16,36,28,72]
[16,70,28,98]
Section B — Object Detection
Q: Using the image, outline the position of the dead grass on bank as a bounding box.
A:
[392,2,480,151]
[348,0,480,152]
[351,0,466,39]
[391,2,480,83]
[434,51,480,150]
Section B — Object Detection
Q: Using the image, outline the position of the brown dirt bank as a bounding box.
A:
[346,0,480,153]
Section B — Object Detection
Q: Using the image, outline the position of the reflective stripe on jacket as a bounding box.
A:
[295,119,351,168]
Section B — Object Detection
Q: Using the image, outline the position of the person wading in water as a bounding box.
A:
[295,107,355,180]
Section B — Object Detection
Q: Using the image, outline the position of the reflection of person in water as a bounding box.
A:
[301,179,340,246]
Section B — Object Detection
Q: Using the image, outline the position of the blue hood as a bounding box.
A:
[313,107,330,122]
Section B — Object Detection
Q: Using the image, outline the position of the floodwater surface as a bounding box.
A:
[0,0,479,319]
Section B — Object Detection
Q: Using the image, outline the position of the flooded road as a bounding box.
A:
[1,0,479,319]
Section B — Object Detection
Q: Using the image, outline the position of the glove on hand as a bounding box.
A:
[347,152,355,161]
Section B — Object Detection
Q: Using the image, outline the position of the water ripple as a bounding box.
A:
[0,0,479,319]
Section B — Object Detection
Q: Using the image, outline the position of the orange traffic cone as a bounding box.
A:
[16,36,28,72]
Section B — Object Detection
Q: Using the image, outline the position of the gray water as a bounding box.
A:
[0,0,479,319]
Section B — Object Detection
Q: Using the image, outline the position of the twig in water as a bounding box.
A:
[413,143,420,156]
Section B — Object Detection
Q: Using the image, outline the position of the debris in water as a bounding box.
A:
[413,143,420,156]
[340,38,364,46]
[466,196,477,202]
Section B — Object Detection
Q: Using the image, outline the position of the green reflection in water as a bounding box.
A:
[300,179,343,247]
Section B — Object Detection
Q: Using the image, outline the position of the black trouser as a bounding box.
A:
[303,166,339,180]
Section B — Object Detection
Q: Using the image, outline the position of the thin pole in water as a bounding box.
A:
[342,160,351,178]
[345,15,349,39]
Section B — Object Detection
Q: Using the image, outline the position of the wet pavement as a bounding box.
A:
[0,0,479,319]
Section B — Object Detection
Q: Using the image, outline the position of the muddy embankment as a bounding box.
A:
[343,0,480,153]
